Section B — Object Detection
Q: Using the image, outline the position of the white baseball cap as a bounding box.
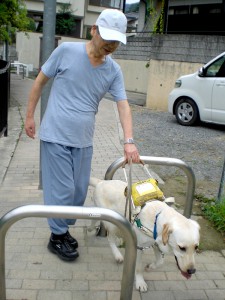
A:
[96,9,127,44]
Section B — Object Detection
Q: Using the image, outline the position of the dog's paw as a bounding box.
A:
[115,253,124,264]
[87,226,94,232]
[145,263,157,271]
[135,275,148,292]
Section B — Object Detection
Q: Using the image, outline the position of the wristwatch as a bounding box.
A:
[124,138,135,145]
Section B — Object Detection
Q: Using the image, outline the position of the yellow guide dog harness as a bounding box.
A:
[122,160,165,254]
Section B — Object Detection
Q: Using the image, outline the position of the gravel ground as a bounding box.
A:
[131,105,225,199]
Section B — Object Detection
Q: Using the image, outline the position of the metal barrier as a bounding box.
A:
[0,205,137,300]
[104,156,196,218]
[0,59,10,137]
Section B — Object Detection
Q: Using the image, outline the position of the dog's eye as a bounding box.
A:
[179,246,186,252]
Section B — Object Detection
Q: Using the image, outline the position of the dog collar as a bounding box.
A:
[153,212,161,240]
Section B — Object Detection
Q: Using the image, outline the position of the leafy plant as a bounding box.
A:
[0,0,31,41]
[153,0,165,33]
[197,194,225,237]
[147,0,166,34]
[56,3,75,36]
[202,201,225,234]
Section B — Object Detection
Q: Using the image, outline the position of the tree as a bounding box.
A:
[56,3,75,36]
[145,0,166,33]
[0,0,31,41]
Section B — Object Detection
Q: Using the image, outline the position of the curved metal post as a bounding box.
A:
[0,205,137,300]
[104,156,196,218]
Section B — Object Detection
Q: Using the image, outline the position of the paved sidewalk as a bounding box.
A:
[0,75,224,300]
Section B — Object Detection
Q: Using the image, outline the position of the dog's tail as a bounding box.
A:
[89,177,103,187]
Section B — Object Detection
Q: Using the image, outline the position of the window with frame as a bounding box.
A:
[89,0,121,9]
[205,56,225,77]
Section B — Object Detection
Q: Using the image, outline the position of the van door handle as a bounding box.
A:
[216,82,225,86]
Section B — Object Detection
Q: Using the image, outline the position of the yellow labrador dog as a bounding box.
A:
[89,177,200,292]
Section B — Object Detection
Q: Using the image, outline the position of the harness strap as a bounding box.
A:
[134,211,162,251]
[123,158,132,222]
[137,242,164,257]
[134,211,161,240]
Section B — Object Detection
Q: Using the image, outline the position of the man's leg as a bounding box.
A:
[66,146,93,226]
[41,141,77,233]
[41,141,82,261]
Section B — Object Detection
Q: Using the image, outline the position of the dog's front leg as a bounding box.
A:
[107,232,124,264]
[145,244,164,270]
[135,249,148,292]
[87,220,98,232]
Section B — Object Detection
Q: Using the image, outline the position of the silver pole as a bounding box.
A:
[0,205,137,300]
[104,156,196,218]
[217,156,225,203]
[39,0,57,189]
[41,0,56,120]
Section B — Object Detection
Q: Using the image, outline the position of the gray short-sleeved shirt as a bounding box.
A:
[39,42,127,147]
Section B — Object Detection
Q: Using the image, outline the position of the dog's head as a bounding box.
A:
[161,219,200,279]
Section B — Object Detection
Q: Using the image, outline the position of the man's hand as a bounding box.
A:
[25,117,36,139]
[124,143,140,163]
[24,71,49,139]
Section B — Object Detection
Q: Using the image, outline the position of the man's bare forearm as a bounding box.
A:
[25,71,49,138]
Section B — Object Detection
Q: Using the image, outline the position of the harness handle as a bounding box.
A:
[123,158,132,222]
[122,158,144,168]
[122,159,153,178]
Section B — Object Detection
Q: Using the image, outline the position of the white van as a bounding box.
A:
[168,52,225,126]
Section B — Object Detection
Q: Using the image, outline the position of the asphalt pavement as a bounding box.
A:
[0,74,224,300]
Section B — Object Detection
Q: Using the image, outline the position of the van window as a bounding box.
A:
[205,55,225,77]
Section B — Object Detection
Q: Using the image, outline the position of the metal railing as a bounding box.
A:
[104,156,196,218]
[0,60,10,137]
[0,205,137,300]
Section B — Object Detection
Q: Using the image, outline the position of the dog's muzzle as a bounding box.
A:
[174,256,196,279]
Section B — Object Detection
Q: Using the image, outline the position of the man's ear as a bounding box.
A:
[91,25,98,36]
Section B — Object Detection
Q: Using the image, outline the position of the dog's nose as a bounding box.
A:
[187,268,196,274]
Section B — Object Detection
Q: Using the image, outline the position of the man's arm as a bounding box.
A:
[116,100,140,163]
[25,71,49,139]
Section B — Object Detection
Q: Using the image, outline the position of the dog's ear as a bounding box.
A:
[162,224,172,245]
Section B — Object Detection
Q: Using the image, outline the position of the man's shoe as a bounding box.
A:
[48,235,79,262]
[65,231,78,249]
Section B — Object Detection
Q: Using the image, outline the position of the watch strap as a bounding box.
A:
[124,138,135,144]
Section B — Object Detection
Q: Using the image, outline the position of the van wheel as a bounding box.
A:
[175,98,199,126]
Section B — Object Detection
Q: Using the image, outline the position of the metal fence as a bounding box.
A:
[0,205,137,300]
[0,59,10,137]
[104,156,196,218]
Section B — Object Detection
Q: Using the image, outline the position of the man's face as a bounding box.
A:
[92,26,120,56]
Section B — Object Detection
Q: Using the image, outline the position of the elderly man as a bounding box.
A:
[25,9,140,261]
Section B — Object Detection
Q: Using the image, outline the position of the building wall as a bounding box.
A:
[115,59,149,93]
[25,0,85,16]
[16,32,84,68]
[146,60,202,111]
[25,1,44,12]
[62,0,85,16]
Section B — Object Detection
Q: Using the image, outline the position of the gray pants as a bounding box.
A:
[41,141,93,234]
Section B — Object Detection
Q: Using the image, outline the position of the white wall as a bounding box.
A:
[16,32,85,69]
[25,0,85,16]
[114,59,149,94]
[146,60,202,111]
[16,32,42,68]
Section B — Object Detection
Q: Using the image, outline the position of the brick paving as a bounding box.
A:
[0,75,224,300]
